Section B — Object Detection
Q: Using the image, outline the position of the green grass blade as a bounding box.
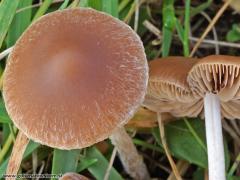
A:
[152,118,230,169]
[183,118,207,152]
[162,28,173,57]
[51,149,80,179]
[68,0,80,8]
[0,141,40,178]
[162,0,175,57]
[227,153,240,178]
[183,0,190,57]
[133,138,164,153]
[33,0,53,21]
[0,0,20,49]
[102,0,118,18]
[88,0,101,10]
[2,124,10,144]
[79,0,89,7]
[118,0,130,13]
[175,18,184,43]
[77,157,98,172]
[83,147,123,180]
[59,0,70,10]
[6,0,33,47]
[152,118,208,168]
[0,99,11,124]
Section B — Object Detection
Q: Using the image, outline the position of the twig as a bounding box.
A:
[190,0,233,57]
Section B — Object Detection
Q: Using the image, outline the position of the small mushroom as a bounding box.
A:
[59,173,89,180]
[143,57,201,117]
[187,55,240,180]
[3,8,149,179]
[143,57,201,179]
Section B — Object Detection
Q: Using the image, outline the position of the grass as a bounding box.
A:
[0,0,240,179]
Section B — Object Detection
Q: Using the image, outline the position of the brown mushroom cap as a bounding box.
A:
[59,173,89,180]
[187,55,240,119]
[3,8,148,149]
[143,57,202,117]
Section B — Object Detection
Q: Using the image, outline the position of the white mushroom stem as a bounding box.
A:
[204,93,225,180]
[6,131,29,180]
[110,127,150,180]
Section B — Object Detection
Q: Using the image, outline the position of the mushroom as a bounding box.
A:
[143,57,201,179]
[143,57,202,117]
[187,55,240,180]
[59,173,89,180]
[3,8,149,179]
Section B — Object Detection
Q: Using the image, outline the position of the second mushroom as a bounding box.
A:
[188,55,240,180]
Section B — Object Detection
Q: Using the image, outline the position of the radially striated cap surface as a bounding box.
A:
[3,8,148,149]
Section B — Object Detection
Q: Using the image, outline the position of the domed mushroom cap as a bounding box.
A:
[59,173,89,180]
[143,57,202,117]
[187,55,240,119]
[3,8,148,149]
[147,57,198,102]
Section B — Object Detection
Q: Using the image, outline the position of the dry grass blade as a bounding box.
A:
[190,0,233,57]
[36,161,45,180]
[229,120,240,137]
[158,112,182,180]
[126,119,158,128]
[0,47,13,61]
[103,147,117,180]
[205,170,209,180]
[134,0,140,32]
[167,160,189,180]
[126,109,174,129]
[200,11,219,54]
[143,20,240,49]
[222,120,240,147]
[6,131,30,180]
